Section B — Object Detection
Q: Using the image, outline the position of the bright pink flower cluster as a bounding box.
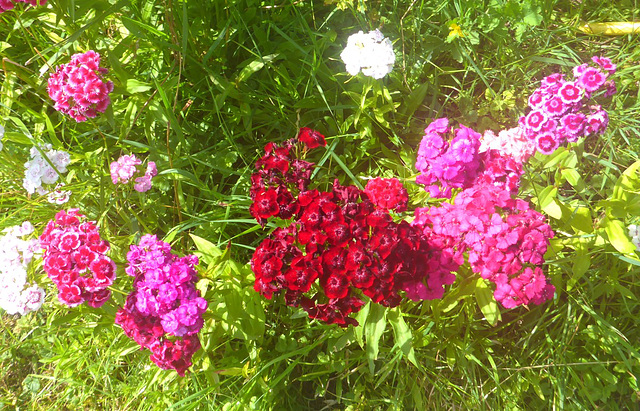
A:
[110,154,158,193]
[364,177,408,212]
[47,50,114,122]
[39,209,115,308]
[251,129,457,326]
[413,183,555,308]
[416,118,525,196]
[0,0,45,13]
[476,149,524,195]
[115,234,207,376]
[415,118,482,198]
[520,56,616,154]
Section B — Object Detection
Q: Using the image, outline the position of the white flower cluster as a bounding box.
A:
[628,224,640,251]
[340,29,395,79]
[0,222,45,316]
[0,124,4,151]
[23,144,71,203]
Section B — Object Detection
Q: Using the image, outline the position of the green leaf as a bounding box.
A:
[388,309,418,367]
[568,207,593,233]
[537,186,562,219]
[221,285,265,340]
[354,302,370,348]
[125,79,153,94]
[475,278,501,326]
[189,234,224,266]
[542,148,571,169]
[571,249,591,286]
[603,217,637,254]
[522,5,543,26]
[365,304,387,373]
[612,160,640,200]
[561,168,585,191]
[235,54,279,85]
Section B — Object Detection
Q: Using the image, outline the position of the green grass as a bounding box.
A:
[1,0,640,409]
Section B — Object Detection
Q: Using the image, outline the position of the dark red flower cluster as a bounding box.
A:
[364,177,408,212]
[249,128,324,225]
[251,129,456,326]
[39,209,116,308]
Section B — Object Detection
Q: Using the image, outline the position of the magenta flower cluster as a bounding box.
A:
[0,0,45,13]
[110,154,158,193]
[415,118,482,198]
[416,118,525,197]
[39,209,116,308]
[413,183,555,309]
[520,56,616,154]
[47,50,114,122]
[115,234,207,376]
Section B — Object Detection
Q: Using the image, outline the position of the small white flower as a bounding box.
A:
[340,29,395,80]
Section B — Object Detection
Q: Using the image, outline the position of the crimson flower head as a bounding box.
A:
[298,127,326,149]
[364,177,408,212]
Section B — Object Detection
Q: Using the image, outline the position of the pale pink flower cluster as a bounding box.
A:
[110,154,158,193]
[47,50,114,122]
[480,126,537,164]
[0,0,46,13]
[23,144,71,197]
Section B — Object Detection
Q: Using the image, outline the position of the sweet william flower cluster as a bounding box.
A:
[116,235,207,376]
[47,50,114,122]
[250,129,458,326]
[47,183,72,205]
[340,29,395,79]
[413,116,557,308]
[40,209,116,308]
[0,222,45,316]
[416,118,524,198]
[413,183,555,309]
[521,56,616,154]
[110,154,158,192]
